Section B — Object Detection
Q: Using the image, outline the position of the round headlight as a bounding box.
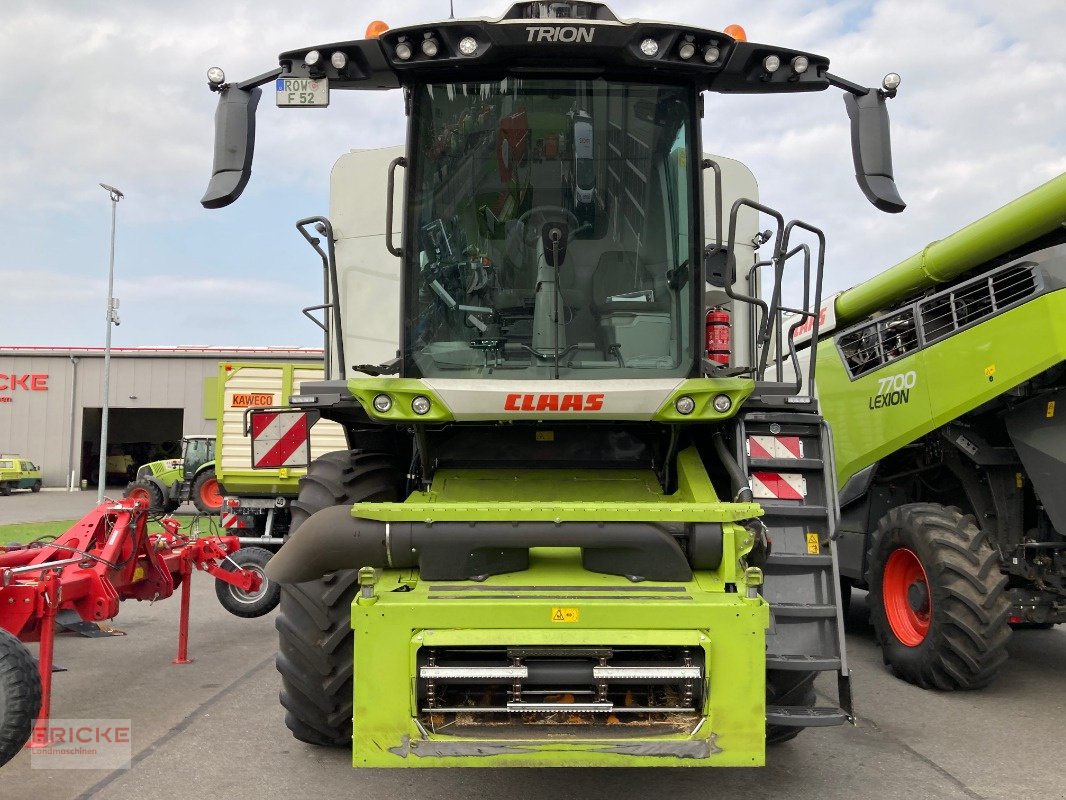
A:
[411,396,431,416]
[422,38,439,57]
[791,55,809,74]
[459,36,478,56]
[372,394,393,413]
[678,41,695,60]
[883,72,901,91]
[395,42,413,61]
[763,54,781,73]
[640,38,659,57]
[304,49,321,67]
[675,396,696,415]
[703,46,721,64]
[713,394,733,413]
[331,51,348,69]
[206,67,226,86]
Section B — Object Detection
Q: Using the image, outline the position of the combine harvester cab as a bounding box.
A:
[201,0,908,766]
[804,173,1066,690]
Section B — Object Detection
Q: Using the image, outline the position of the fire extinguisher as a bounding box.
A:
[706,309,731,365]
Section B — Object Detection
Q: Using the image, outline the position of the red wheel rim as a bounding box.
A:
[883,547,932,646]
[200,478,222,510]
[128,487,151,504]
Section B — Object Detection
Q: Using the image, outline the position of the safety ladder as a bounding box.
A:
[740,409,852,729]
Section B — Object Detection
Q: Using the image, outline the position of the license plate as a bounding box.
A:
[276,77,329,107]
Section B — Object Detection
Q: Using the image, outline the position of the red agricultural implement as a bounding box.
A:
[0,497,263,767]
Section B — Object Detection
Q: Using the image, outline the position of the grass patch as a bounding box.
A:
[0,516,201,546]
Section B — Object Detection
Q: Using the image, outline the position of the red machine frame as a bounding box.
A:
[0,497,262,747]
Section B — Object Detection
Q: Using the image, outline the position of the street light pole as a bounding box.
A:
[97,183,124,502]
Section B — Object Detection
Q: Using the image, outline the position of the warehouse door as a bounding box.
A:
[81,408,184,487]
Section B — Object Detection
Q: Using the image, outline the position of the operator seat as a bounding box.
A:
[590,251,673,364]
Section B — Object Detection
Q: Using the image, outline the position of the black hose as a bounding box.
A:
[712,431,753,503]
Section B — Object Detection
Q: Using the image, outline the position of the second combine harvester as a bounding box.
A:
[800,173,1066,690]
[201,1,906,767]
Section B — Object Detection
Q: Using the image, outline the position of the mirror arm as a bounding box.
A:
[825,72,868,97]
[235,68,284,92]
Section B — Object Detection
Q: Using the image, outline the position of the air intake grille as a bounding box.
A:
[919,264,1039,345]
[837,309,918,378]
[836,262,1041,380]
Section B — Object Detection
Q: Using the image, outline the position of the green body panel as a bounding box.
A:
[351,550,769,767]
[353,446,764,526]
[350,445,769,765]
[138,458,213,489]
[651,378,753,422]
[347,378,454,423]
[820,289,1066,485]
[141,459,183,488]
[834,173,1066,325]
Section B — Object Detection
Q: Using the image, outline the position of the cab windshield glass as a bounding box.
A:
[406,78,696,380]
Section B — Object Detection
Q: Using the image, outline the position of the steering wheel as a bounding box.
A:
[517,206,581,246]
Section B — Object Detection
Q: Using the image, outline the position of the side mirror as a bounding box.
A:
[844,89,906,214]
[201,85,261,209]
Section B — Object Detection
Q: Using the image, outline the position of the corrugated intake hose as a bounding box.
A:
[267,505,724,583]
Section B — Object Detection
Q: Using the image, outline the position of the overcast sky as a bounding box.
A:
[1,0,1063,348]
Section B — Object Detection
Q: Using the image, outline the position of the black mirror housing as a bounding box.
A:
[201,85,261,209]
[844,89,906,214]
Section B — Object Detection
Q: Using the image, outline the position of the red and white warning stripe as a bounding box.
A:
[250,410,310,469]
[751,471,807,501]
[747,434,804,460]
[221,512,249,530]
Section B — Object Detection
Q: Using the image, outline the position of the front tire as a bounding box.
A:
[125,480,164,513]
[867,503,1010,690]
[276,451,399,747]
[0,628,42,767]
[192,468,222,514]
[215,546,280,618]
[30,481,41,493]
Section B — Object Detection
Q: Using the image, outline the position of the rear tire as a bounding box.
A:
[276,451,399,747]
[124,480,164,513]
[0,628,41,767]
[215,546,280,618]
[192,468,223,515]
[867,503,1010,690]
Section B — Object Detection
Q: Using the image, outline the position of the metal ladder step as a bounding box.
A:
[758,504,829,518]
[769,602,838,619]
[766,654,842,671]
[748,457,824,471]
[765,553,834,567]
[766,705,848,728]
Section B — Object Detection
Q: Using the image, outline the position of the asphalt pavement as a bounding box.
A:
[3,576,1064,799]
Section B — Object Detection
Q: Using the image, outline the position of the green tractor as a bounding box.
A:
[800,173,1066,690]
[202,1,906,767]
[125,435,223,515]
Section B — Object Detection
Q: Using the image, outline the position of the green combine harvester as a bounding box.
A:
[804,173,1066,690]
[201,1,907,766]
